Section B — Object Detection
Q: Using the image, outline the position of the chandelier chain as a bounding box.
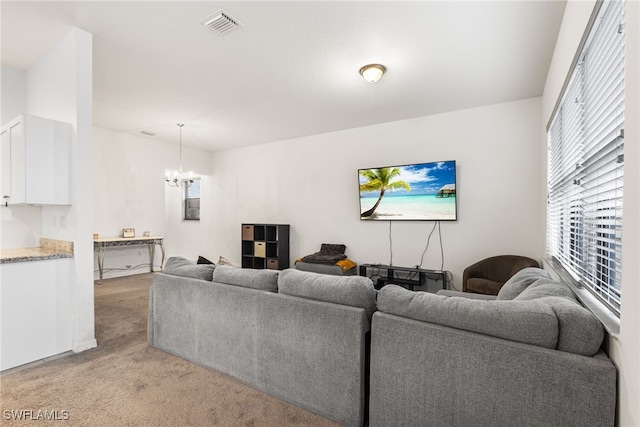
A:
[178,123,184,173]
[165,123,192,188]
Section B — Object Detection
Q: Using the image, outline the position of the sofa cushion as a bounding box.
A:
[513,277,575,300]
[278,268,376,319]
[465,277,503,295]
[217,256,235,266]
[212,265,279,293]
[496,267,551,300]
[377,284,558,349]
[514,279,604,356]
[163,256,216,281]
[197,255,214,264]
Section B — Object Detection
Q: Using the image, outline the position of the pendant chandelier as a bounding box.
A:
[165,123,193,187]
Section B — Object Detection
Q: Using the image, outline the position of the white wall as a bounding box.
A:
[93,127,213,279]
[0,205,42,248]
[0,67,43,249]
[1,66,26,125]
[543,1,640,425]
[210,97,546,288]
[616,1,640,424]
[164,175,216,261]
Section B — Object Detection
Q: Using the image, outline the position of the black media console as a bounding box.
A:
[359,264,449,292]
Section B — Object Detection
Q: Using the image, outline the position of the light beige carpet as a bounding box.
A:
[0,273,340,426]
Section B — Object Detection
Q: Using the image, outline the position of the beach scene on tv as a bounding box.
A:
[359,160,457,221]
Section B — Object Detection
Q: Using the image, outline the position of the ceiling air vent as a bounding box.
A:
[200,10,241,35]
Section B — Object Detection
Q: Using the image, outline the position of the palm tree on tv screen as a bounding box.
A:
[359,167,411,217]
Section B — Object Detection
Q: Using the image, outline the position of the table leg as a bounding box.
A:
[149,244,155,273]
[97,244,104,285]
[159,242,165,271]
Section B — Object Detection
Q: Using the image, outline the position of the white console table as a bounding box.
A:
[94,236,165,284]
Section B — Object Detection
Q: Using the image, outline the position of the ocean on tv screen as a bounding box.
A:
[359,193,456,220]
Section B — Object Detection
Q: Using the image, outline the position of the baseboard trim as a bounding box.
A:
[73,339,98,353]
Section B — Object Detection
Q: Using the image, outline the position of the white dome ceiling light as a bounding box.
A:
[359,64,386,83]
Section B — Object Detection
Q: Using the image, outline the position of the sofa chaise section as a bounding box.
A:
[368,268,616,427]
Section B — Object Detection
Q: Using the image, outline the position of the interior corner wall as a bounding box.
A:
[210,97,546,288]
[619,1,640,423]
[92,127,213,279]
[25,28,96,353]
[1,66,27,125]
[0,66,42,249]
[542,1,640,425]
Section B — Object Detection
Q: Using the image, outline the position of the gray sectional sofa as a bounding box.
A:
[148,260,375,427]
[369,267,616,426]
[149,260,616,427]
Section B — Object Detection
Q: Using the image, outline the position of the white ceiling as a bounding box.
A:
[1,1,566,152]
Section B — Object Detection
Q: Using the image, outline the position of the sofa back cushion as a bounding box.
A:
[514,278,604,356]
[496,267,551,300]
[212,265,279,293]
[278,268,376,319]
[164,256,216,281]
[377,285,558,349]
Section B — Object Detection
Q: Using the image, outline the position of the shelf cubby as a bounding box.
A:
[240,224,290,270]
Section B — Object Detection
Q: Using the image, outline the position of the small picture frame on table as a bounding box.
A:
[122,228,135,238]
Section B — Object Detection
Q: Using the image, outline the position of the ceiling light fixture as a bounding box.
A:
[165,123,193,188]
[359,64,386,83]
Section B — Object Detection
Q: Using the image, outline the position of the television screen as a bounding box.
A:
[358,160,457,221]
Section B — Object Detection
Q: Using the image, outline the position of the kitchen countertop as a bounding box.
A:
[0,238,74,264]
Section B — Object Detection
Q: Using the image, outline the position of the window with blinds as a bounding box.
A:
[547,0,624,315]
[183,178,200,221]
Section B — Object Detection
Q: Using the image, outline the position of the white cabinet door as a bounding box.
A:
[0,126,11,203]
[8,119,25,204]
[0,120,25,204]
[0,258,73,371]
[0,114,71,206]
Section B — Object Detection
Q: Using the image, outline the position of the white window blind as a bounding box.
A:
[185,178,200,199]
[547,0,624,315]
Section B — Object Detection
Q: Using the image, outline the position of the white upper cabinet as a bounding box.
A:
[0,114,72,205]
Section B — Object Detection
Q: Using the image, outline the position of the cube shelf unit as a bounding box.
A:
[241,224,290,270]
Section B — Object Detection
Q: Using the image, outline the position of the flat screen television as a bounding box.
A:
[358,160,457,221]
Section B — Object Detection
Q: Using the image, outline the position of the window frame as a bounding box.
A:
[546,0,625,318]
[183,177,201,221]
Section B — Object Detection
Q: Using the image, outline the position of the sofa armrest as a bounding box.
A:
[462,259,484,291]
[369,312,616,427]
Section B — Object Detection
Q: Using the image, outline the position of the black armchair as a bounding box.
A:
[462,255,540,295]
